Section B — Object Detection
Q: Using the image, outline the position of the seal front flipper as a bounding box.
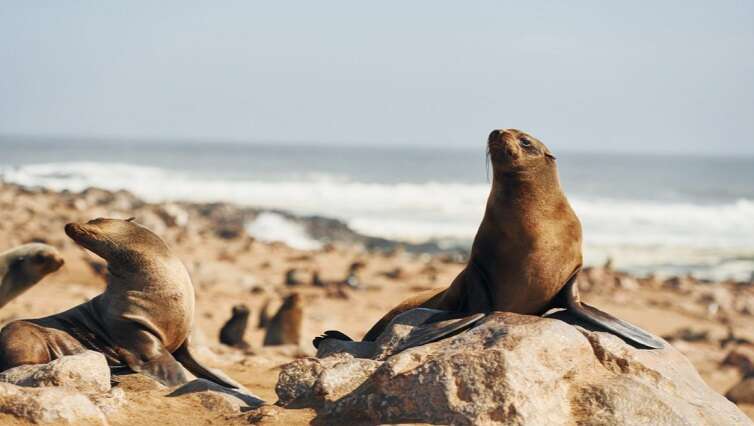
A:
[172,339,238,389]
[119,346,188,387]
[393,312,486,353]
[555,273,664,349]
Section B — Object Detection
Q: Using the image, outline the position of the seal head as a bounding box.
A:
[487,128,555,173]
[0,243,64,309]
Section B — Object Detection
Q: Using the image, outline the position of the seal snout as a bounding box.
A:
[64,223,81,240]
[488,129,520,160]
[64,222,95,246]
[48,253,65,271]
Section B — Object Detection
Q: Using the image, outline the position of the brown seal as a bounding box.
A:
[263,293,303,346]
[219,304,251,350]
[0,243,65,310]
[0,218,236,387]
[317,129,662,349]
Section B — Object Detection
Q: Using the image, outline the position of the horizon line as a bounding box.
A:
[1,131,753,160]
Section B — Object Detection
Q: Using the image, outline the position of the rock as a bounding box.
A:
[663,276,696,294]
[662,327,710,343]
[285,268,305,286]
[90,387,126,416]
[276,353,380,408]
[0,382,107,424]
[697,287,735,313]
[280,311,750,425]
[616,275,640,291]
[168,378,264,412]
[0,351,111,394]
[245,404,284,424]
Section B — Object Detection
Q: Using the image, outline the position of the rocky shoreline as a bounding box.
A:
[1,181,754,424]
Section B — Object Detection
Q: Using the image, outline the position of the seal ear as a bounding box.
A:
[125,217,136,222]
[545,152,556,160]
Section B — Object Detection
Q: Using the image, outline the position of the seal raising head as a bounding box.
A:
[1,218,236,388]
[0,243,65,309]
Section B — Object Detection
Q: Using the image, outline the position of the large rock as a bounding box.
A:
[0,351,111,394]
[0,382,106,424]
[277,312,751,425]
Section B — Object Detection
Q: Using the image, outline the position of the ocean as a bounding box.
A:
[1,135,753,282]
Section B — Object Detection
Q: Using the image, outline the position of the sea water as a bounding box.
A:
[1,135,753,281]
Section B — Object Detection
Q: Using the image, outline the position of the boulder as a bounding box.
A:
[0,351,111,394]
[278,311,751,425]
[0,382,106,424]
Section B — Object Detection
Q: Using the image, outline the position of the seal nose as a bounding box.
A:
[64,223,77,238]
[488,129,501,144]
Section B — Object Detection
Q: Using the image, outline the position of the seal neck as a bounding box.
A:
[489,162,562,213]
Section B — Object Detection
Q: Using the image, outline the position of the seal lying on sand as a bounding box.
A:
[316,129,663,350]
[0,218,236,387]
[0,243,65,310]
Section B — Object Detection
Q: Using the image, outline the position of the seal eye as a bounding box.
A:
[518,137,532,148]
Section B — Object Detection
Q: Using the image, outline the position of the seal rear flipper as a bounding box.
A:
[569,302,665,349]
[555,272,664,349]
[312,330,353,349]
[172,340,238,389]
[394,312,486,353]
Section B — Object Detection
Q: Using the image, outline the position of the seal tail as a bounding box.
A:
[173,340,238,389]
[555,271,664,349]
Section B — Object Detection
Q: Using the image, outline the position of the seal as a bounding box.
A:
[263,293,303,346]
[317,129,662,349]
[0,243,65,309]
[219,304,251,350]
[0,218,237,387]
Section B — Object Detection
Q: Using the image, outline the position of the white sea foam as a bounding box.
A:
[2,162,753,281]
[245,212,322,251]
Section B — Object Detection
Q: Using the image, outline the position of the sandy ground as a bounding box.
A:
[1,182,753,424]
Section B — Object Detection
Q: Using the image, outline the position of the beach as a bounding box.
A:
[1,181,753,424]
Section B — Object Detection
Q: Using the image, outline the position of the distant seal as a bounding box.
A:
[219,304,251,350]
[263,293,303,346]
[318,129,662,349]
[0,243,64,309]
[0,218,236,387]
[257,297,271,329]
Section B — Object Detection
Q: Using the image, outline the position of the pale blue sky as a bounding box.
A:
[1,1,752,154]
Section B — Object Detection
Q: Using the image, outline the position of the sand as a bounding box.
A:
[0,182,752,424]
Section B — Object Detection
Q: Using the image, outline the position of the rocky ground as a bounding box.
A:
[1,182,753,424]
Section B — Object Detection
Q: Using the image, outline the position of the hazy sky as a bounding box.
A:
[1,1,752,154]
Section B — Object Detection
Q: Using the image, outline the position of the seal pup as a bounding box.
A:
[257,297,271,329]
[317,129,662,349]
[219,304,251,350]
[263,293,303,346]
[0,243,65,309]
[0,218,236,388]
